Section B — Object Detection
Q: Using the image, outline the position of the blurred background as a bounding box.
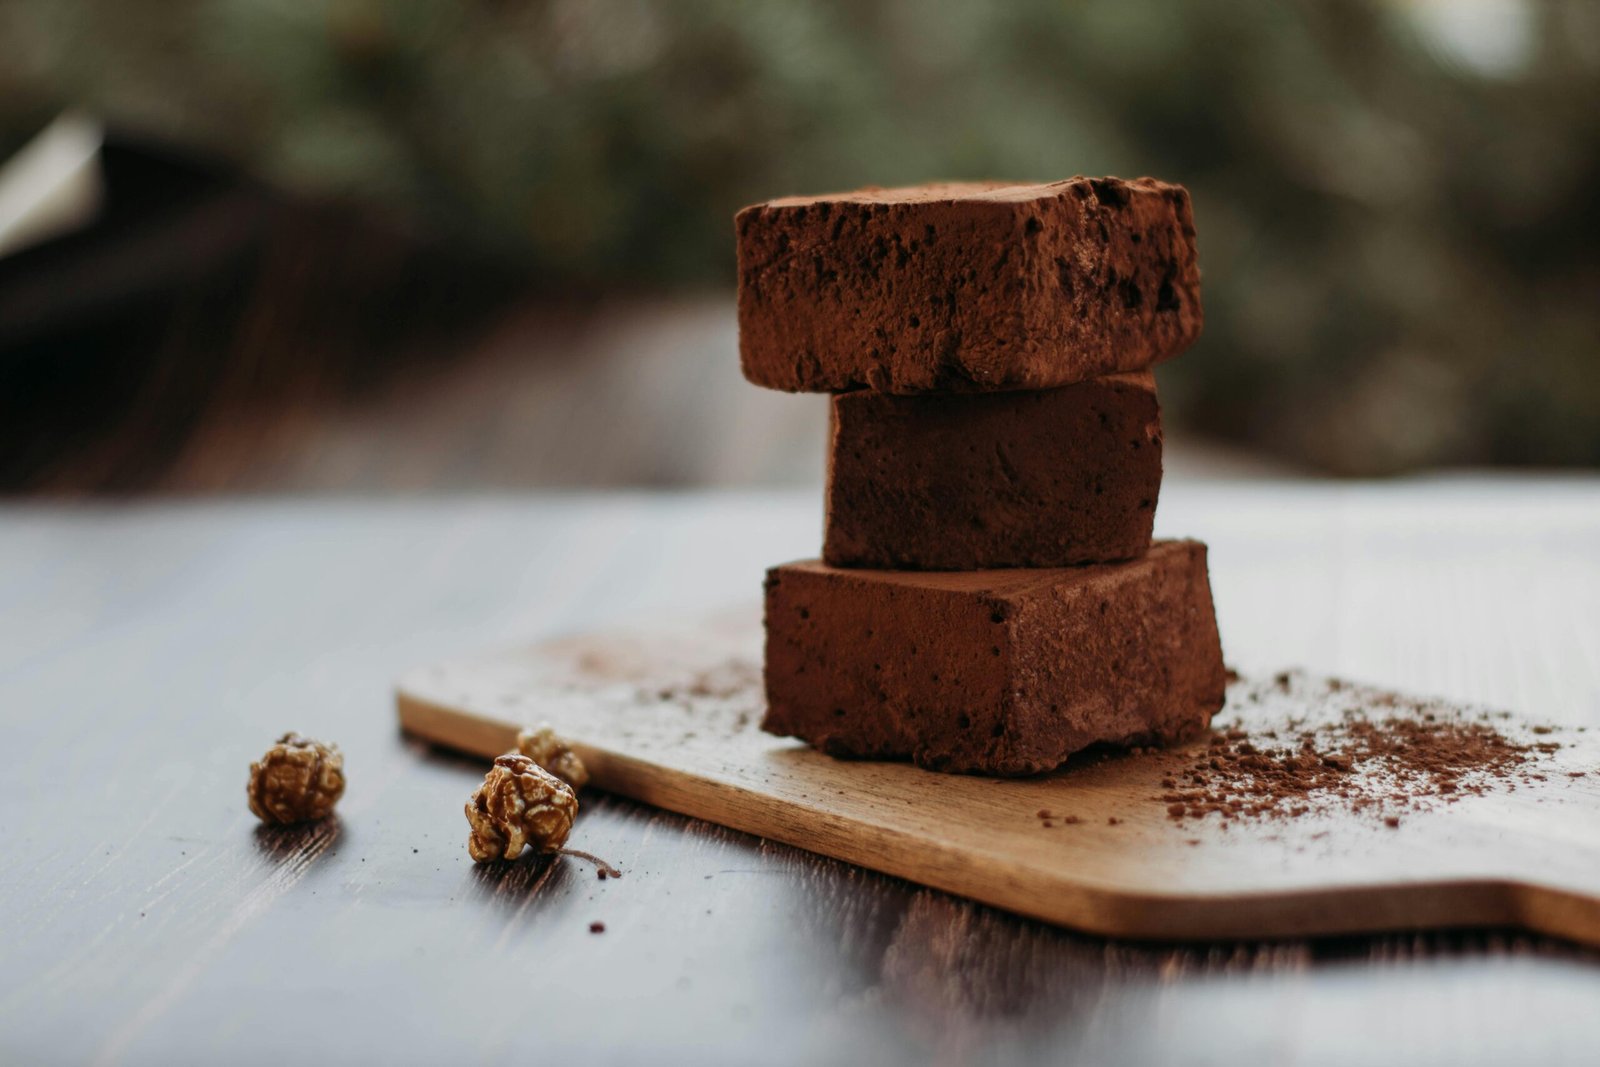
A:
[1,0,1595,493]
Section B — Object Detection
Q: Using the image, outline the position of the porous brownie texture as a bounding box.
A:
[761,541,1226,776]
[824,372,1161,570]
[737,177,1202,394]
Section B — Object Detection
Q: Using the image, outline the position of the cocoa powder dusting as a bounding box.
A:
[1157,672,1567,824]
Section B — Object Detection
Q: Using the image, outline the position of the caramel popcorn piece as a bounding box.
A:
[465,753,579,862]
[247,732,345,825]
[515,723,590,790]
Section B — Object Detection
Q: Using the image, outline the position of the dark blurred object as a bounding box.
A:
[0,130,520,492]
[2,0,1597,476]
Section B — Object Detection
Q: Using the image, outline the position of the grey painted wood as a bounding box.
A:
[1,481,1598,1065]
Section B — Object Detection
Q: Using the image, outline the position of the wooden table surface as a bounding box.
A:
[2,479,1597,1066]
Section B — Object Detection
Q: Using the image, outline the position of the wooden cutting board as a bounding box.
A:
[395,607,1600,946]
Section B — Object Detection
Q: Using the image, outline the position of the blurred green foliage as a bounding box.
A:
[2,0,1596,473]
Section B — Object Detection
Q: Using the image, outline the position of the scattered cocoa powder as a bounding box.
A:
[1156,672,1567,825]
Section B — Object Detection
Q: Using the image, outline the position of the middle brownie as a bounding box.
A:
[824,372,1161,570]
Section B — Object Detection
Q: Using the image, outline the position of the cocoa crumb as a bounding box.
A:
[1159,674,1563,825]
[589,921,606,934]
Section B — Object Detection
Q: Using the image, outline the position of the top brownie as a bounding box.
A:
[737,177,1202,394]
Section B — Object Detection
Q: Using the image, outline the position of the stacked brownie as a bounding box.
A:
[737,178,1226,776]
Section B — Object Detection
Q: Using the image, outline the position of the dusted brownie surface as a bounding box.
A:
[737,176,1202,394]
[824,372,1161,570]
[761,541,1225,776]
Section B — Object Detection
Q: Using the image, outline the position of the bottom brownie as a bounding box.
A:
[761,540,1226,776]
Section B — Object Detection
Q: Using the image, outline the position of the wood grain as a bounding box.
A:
[2,484,1599,1065]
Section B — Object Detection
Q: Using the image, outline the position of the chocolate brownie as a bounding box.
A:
[762,541,1225,776]
[737,177,1202,394]
[824,372,1161,569]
